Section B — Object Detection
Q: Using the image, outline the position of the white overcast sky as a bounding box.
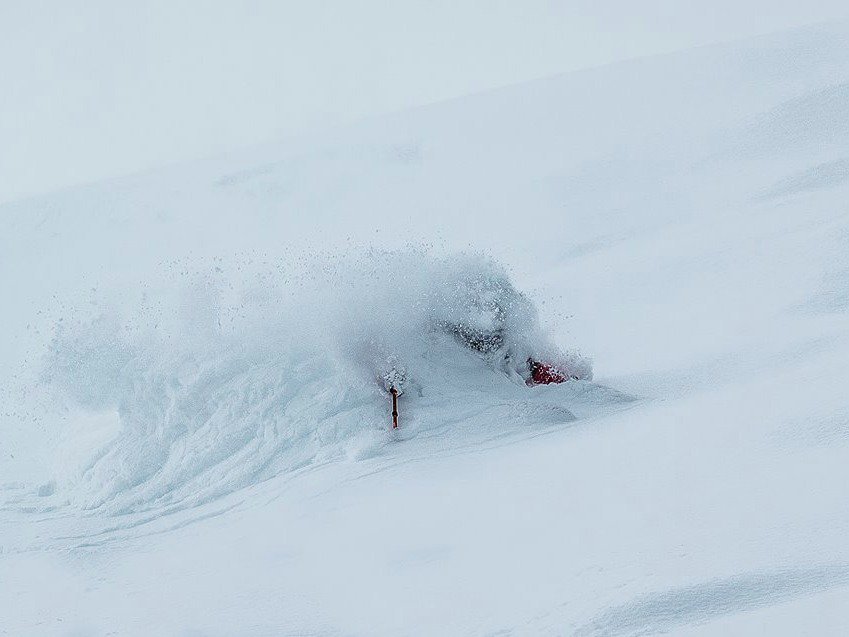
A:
[2,1,847,203]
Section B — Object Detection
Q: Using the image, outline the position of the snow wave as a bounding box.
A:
[34,250,597,516]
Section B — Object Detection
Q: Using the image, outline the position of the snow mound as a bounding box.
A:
[34,251,600,516]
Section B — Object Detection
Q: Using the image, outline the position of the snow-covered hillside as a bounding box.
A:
[2,21,849,636]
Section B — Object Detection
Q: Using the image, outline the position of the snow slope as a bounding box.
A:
[2,20,849,636]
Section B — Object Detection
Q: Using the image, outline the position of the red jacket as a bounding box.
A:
[528,359,570,385]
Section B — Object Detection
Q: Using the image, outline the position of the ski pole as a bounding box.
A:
[390,387,399,429]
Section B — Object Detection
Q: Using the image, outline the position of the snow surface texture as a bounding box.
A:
[3,19,849,637]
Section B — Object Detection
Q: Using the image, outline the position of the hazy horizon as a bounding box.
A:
[2,0,848,204]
